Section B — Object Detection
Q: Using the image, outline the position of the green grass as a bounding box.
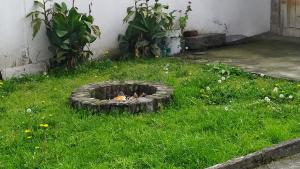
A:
[0,58,299,169]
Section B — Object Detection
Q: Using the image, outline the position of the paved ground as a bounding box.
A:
[189,34,300,168]
[255,153,300,169]
[187,33,300,81]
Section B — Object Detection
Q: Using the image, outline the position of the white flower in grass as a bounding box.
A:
[43,72,47,76]
[260,74,265,77]
[206,86,211,91]
[221,70,226,74]
[289,95,294,99]
[225,107,229,111]
[163,64,170,71]
[279,94,285,99]
[26,108,32,113]
[221,76,226,81]
[264,97,271,103]
[218,80,222,84]
[273,87,279,93]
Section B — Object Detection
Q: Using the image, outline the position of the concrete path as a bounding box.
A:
[188,33,300,81]
[255,153,300,169]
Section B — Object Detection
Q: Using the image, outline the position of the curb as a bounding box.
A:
[207,138,300,169]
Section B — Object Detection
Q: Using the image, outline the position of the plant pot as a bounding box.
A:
[183,30,199,37]
[165,29,182,56]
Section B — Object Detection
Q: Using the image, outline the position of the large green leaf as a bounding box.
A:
[32,19,42,38]
[53,2,68,15]
[53,14,67,29]
[68,8,81,30]
[33,0,44,9]
[91,25,101,37]
[56,30,68,37]
[128,22,148,33]
[82,15,94,23]
[123,8,134,23]
[26,11,42,18]
[60,43,70,50]
[61,2,68,13]
[152,31,166,40]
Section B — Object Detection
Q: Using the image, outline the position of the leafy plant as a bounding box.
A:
[179,1,192,33]
[27,0,101,68]
[119,0,177,58]
[119,0,192,58]
[179,1,192,53]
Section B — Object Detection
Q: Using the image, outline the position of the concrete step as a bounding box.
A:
[226,35,248,45]
[184,33,226,51]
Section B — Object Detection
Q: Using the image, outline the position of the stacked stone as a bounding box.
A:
[70,81,173,113]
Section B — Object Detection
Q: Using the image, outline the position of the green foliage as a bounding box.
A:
[0,80,16,98]
[27,0,101,68]
[179,1,192,32]
[119,0,192,58]
[119,0,178,58]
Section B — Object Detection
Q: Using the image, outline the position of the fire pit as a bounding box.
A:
[70,81,173,113]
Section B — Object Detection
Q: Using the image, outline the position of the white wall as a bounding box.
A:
[0,0,271,69]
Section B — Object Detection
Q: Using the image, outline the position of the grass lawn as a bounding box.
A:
[0,58,299,169]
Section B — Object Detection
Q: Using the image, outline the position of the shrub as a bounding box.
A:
[118,0,177,58]
[27,0,101,68]
[119,0,192,58]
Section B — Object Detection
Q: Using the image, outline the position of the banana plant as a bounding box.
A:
[120,0,192,58]
[27,0,101,68]
[119,0,176,58]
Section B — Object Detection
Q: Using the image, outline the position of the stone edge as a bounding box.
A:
[69,81,173,113]
[206,138,300,169]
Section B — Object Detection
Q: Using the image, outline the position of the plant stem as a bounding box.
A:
[42,0,50,28]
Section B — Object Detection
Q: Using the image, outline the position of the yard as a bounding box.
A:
[0,58,299,168]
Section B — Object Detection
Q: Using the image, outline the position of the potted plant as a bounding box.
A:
[119,0,170,58]
[164,28,182,56]
[119,0,192,58]
[164,1,192,56]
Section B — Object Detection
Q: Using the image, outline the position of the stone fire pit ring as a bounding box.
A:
[70,81,173,113]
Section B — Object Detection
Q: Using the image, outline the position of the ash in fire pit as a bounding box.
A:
[113,91,146,102]
[70,81,173,113]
